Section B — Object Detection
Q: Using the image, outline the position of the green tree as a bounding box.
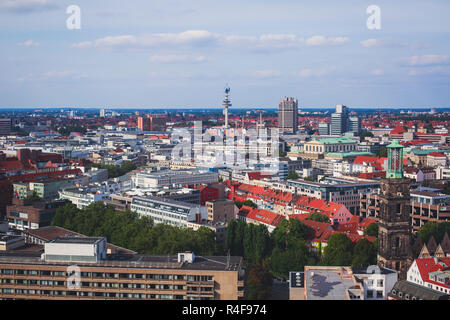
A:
[51,201,221,256]
[352,238,377,268]
[306,213,330,223]
[286,172,299,180]
[268,239,311,278]
[321,233,354,266]
[26,191,41,201]
[246,264,273,300]
[364,223,379,237]
[271,219,308,250]
[235,200,257,209]
[376,146,387,158]
[417,221,450,244]
[360,131,374,142]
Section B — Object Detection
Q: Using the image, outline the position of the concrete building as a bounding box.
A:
[349,116,361,135]
[300,265,397,300]
[133,169,218,189]
[303,137,358,157]
[318,123,330,136]
[0,118,12,135]
[287,177,379,215]
[278,97,298,134]
[6,198,68,230]
[0,238,245,300]
[130,196,207,227]
[13,178,75,200]
[206,199,237,223]
[331,105,349,136]
[59,188,110,209]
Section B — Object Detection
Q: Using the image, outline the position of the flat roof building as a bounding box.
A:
[0,237,245,300]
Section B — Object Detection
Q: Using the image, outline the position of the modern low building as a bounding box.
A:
[130,196,207,227]
[13,178,75,200]
[59,187,110,209]
[300,265,397,300]
[287,177,379,215]
[133,169,218,188]
[6,198,68,230]
[0,237,245,300]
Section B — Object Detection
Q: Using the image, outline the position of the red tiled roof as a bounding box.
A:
[390,126,407,135]
[428,152,445,157]
[353,156,378,165]
[415,258,450,289]
[245,208,285,227]
[0,160,34,172]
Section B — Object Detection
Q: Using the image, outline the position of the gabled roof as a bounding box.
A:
[245,208,285,227]
[333,215,360,233]
[427,236,438,253]
[415,257,450,289]
[390,126,407,135]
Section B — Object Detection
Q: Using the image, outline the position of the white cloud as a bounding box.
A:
[72,30,217,49]
[17,70,87,82]
[361,39,384,48]
[408,66,450,76]
[408,55,450,66]
[305,36,349,46]
[149,54,208,63]
[72,30,349,51]
[0,0,57,13]
[19,39,40,47]
[361,38,407,48]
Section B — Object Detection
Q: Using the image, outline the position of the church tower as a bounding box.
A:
[377,140,412,280]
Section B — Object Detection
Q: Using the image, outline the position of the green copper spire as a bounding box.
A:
[386,139,404,179]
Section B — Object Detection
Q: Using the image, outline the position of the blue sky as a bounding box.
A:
[0,0,449,109]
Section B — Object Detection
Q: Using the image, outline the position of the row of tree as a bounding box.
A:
[226,218,378,299]
[51,202,221,256]
[91,161,137,178]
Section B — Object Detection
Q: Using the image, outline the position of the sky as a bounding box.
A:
[0,0,450,109]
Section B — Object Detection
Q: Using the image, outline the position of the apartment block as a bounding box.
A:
[0,237,245,300]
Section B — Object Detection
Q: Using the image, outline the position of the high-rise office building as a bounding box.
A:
[349,116,361,135]
[0,119,12,135]
[278,97,298,134]
[137,116,151,131]
[318,123,330,136]
[330,105,349,136]
[99,109,106,117]
[138,116,166,132]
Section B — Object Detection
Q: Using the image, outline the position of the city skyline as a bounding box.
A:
[1,0,450,108]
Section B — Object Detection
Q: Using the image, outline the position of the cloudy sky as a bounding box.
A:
[0,0,449,109]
